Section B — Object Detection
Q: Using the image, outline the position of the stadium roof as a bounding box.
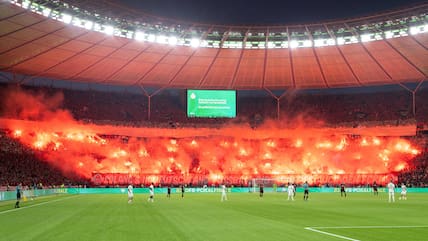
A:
[0,1,427,90]
[118,0,427,25]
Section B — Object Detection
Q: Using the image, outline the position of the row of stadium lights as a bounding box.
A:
[11,0,428,49]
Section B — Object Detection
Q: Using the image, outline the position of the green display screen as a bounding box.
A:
[187,90,236,118]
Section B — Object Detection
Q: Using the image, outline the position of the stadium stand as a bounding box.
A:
[0,1,427,188]
[1,83,428,187]
[0,130,87,188]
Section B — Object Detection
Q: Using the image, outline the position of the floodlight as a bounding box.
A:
[104,25,114,35]
[399,30,408,36]
[303,40,312,47]
[147,34,156,42]
[168,36,178,45]
[384,31,394,39]
[61,14,72,24]
[409,26,419,35]
[134,31,145,41]
[42,8,51,17]
[84,21,93,30]
[71,17,81,27]
[125,31,134,39]
[22,0,30,9]
[289,40,298,48]
[156,35,167,44]
[190,38,200,48]
[374,33,383,40]
[327,39,335,45]
[360,34,371,42]
[314,39,323,47]
[93,23,102,32]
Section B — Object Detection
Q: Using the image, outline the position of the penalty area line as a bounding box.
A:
[0,195,79,215]
[304,227,360,241]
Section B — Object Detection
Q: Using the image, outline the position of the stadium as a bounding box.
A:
[0,0,427,241]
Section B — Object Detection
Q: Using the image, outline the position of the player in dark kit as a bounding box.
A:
[167,186,171,198]
[259,184,264,197]
[303,181,309,201]
[293,183,297,197]
[15,183,22,208]
[373,181,379,196]
[181,185,185,198]
[340,183,347,197]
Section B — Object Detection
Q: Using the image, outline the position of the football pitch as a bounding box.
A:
[0,192,427,241]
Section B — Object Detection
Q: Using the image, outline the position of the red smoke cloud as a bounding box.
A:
[2,86,72,121]
[1,87,421,186]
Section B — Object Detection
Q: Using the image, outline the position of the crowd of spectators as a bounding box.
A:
[0,131,87,189]
[1,130,427,188]
[398,148,428,187]
[1,83,428,187]
[1,83,427,129]
[60,86,428,129]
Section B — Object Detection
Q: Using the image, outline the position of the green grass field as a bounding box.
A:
[1,192,427,241]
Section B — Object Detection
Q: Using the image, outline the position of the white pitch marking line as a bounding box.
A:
[305,227,360,241]
[0,195,79,215]
[305,225,428,241]
[309,226,428,229]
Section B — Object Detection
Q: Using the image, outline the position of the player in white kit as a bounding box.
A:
[127,184,134,204]
[387,180,395,203]
[221,184,227,202]
[399,183,407,200]
[148,183,154,202]
[287,183,295,201]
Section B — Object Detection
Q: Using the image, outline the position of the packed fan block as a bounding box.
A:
[6,122,420,186]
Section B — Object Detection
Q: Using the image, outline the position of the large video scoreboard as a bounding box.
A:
[187,89,236,118]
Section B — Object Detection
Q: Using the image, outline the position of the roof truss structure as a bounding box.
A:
[0,2,427,90]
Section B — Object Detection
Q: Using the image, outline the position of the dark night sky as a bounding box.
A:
[118,0,427,25]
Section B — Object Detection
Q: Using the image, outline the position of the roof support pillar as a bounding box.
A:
[139,85,165,120]
[264,88,288,120]
[398,79,425,117]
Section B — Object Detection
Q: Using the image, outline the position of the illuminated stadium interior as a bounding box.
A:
[0,0,427,187]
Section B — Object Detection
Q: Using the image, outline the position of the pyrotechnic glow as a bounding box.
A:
[167,145,177,152]
[316,141,332,149]
[7,122,421,186]
[266,140,276,148]
[239,148,248,156]
[1,87,422,186]
[336,138,348,150]
[373,138,381,146]
[295,139,303,148]
[138,149,149,157]
[13,129,22,137]
[190,140,198,147]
